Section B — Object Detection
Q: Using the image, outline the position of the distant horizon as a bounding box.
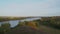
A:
[0,16,60,17]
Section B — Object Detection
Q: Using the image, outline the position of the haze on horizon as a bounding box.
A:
[0,0,60,16]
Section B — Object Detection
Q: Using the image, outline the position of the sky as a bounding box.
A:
[0,0,60,16]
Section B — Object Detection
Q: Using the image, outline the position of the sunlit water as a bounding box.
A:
[0,18,41,27]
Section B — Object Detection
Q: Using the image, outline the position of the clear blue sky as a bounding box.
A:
[0,0,60,16]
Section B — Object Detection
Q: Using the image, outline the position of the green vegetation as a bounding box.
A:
[0,23,11,34]
[39,16,60,29]
[0,16,60,34]
[0,17,27,22]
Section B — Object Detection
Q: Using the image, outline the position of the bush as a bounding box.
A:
[0,23,11,34]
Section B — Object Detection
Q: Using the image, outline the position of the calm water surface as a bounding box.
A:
[0,18,41,27]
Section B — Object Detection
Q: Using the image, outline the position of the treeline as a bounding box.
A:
[38,16,60,29]
[0,16,37,22]
[0,17,26,22]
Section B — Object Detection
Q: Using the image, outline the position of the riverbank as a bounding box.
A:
[1,23,60,34]
[0,16,41,22]
[0,16,60,34]
[0,17,31,22]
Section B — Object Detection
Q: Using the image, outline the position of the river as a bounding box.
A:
[0,17,41,27]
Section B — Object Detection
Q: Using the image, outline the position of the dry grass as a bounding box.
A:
[39,25,60,34]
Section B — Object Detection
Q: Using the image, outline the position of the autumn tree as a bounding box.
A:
[27,21,39,29]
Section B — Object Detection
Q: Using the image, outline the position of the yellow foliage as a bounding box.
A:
[27,22,37,28]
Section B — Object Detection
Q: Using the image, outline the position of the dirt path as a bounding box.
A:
[38,25,60,34]
[6,25,60,34]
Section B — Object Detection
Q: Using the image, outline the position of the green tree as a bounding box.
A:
[18,22,25,26]
[1,23,11,34]
[24,21,28,26]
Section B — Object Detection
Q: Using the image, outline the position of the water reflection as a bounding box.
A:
[0,18,41,27]
[9,20,19,27]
